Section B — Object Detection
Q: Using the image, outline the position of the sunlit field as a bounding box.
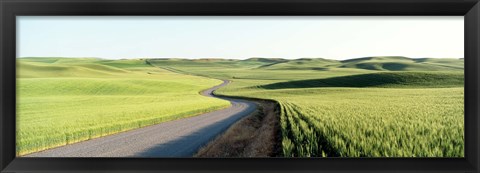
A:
[149,56,464,157]
[16,58,230,156]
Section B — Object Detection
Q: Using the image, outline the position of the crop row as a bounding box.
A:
[279,89,464,157]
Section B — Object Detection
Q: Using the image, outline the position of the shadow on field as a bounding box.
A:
[258,72,464,89]
[135,100,257,157]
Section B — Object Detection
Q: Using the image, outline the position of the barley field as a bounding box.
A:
[16,58,230,156]
[148,56,465,157]
[18,56,464,157]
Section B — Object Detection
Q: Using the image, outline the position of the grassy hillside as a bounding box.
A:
[148,56,464,157]
[18,56,464,157]
[16,58,230,156]
[339,56,463,71]
[257,58,340,70]
[259,72,464,89]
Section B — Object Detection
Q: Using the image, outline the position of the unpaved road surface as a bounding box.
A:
[26,80,257,157]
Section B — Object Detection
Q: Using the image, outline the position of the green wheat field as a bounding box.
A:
[17,56,464,157]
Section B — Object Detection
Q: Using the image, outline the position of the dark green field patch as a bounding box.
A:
[259,72,464,89]
[339,56,463,71]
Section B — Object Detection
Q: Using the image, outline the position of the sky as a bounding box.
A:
[17,16,464,60]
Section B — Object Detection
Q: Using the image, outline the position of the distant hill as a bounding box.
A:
[338,56,463,71]
[256,58,340,70]
[242,57,289,63]
[258,71,464,89]
[340,56,412,63]
[21,56,464,72]
[236,57,289,67]
[17,58,149,78]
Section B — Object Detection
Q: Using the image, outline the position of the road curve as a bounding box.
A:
[25,80,258,157]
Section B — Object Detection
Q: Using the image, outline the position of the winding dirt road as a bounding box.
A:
[26,80,258,157]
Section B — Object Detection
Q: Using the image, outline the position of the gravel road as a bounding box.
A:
[25,80,258,157]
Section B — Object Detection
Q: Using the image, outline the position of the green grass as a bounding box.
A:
[16,58,230,156]
[148,56,464,157]
[277,88,463,157]
[257,58,341,70]
[259,71,464,89]
[18,56,464,157]
[339,56,463,71]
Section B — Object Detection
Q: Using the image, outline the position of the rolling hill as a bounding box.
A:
[259,71,464,89]
[339,56,463,71]
[146,56,464,157]
[16,57,230,156]
[17,56,465,157]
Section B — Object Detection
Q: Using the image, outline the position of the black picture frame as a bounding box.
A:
[1,0,479,172]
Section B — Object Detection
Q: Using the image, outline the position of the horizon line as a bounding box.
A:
[17,56,465,61]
